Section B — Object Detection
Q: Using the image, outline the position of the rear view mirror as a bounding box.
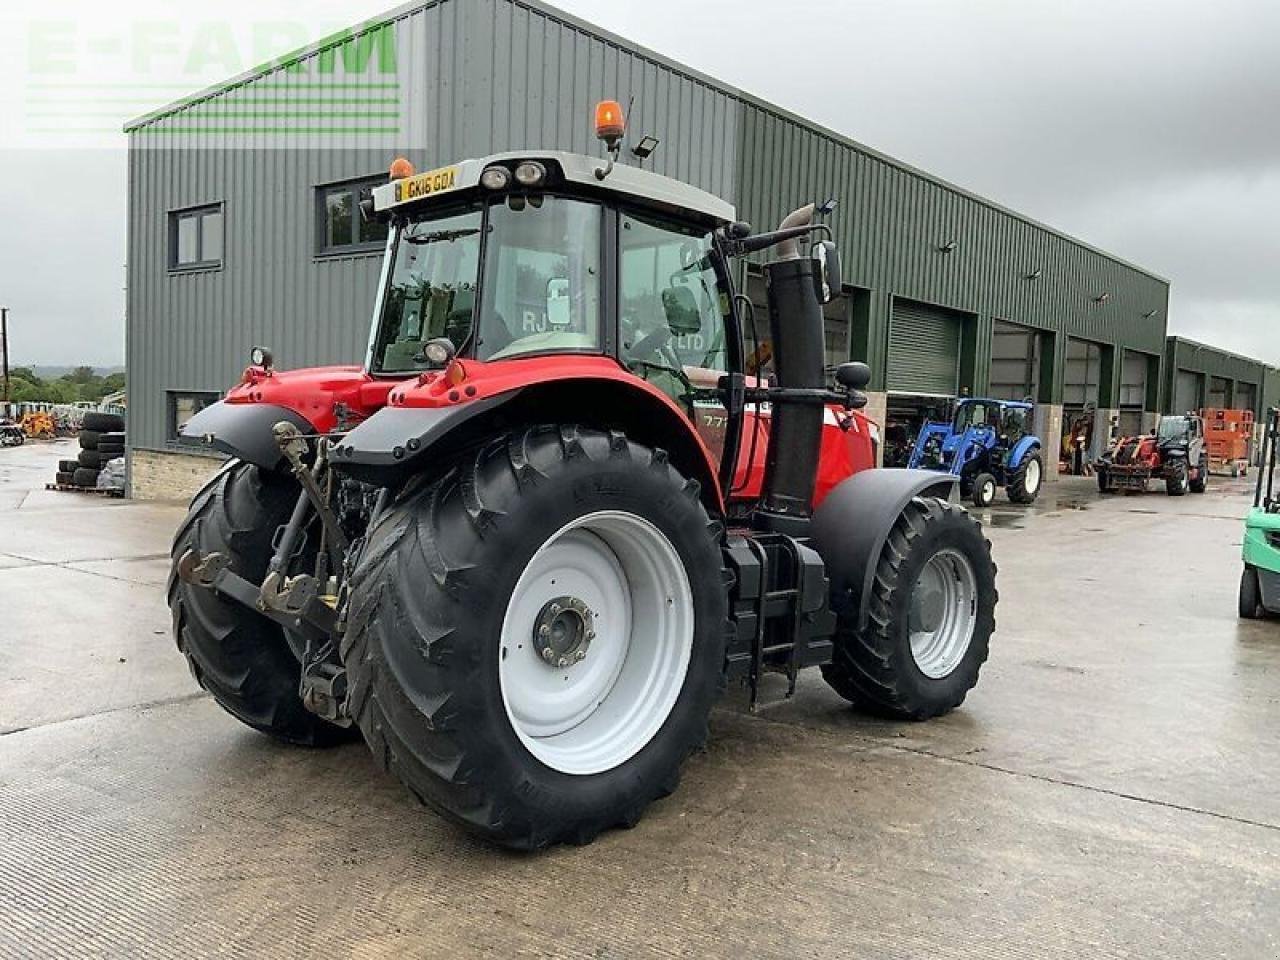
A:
[813,240,842,304]
[661,285,702,337]
[546,278,571,327]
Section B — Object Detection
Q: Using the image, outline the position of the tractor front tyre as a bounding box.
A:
[1096,468,1111,493]
[341,426,729,850]
[167,461,352,746]
[1007,452,1044,504]
[1239,566,1262,619]
[1166,459,1189,496]
[971,472,997,509]
[821,497,997,720]
[1189,455,1208,494]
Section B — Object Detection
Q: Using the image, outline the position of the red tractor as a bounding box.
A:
[170,103,997,849]
[1094,413,1208,496]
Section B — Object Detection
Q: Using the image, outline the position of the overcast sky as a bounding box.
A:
[0,0,1276,366]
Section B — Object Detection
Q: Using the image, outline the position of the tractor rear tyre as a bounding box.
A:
[72,467,100,487]
[167,460,353,746]
[821,497,996,720]
[55,471,75,486]
[1007,452,1043,504]
[1166,459,1189,496]
[971,472,997,508]
[1239,566,1262,619]
[1189,455,1208,494]
[342,425,728,849]
[78,429,101,450]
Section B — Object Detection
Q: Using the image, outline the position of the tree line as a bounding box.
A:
[4,367,126,404]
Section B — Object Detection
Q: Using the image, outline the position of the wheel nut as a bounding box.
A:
[557,657,568,668]
[550,603,561,615]
[541,647,554,661]
[538,624,550,637]
[574,650,586,661]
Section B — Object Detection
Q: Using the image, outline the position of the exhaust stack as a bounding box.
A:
[755,204,826,532]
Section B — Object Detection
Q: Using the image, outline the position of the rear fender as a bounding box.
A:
[178,401,312,471]
[809,468,959,631]
[332,377,724,514]
[1009,436,1041,469]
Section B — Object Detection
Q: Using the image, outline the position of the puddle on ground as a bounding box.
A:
[985,512,1024,530]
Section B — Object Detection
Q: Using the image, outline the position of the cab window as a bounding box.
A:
[372,206,482,373]
[477,198,603,361]
[619,212,728,413]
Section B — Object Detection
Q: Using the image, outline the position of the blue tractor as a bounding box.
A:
[908,398,1045,507]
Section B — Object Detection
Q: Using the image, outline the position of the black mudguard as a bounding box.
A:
[809,469,959,630]
[179,401,312,471]
[330,395,510,484]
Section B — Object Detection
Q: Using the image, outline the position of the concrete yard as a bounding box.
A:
[1,439,1277,958]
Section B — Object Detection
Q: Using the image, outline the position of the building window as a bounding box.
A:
[169,204,223,271]
[167,391,220,446]
[317,176,388,255]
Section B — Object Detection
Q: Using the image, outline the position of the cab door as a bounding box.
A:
[616,210,735,459]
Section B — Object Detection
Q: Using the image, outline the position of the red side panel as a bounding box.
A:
[725,406,877,508]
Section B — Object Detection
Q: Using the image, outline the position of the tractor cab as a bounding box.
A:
[1156,414,1202,453]
[342,129,876,512]
[365,153,733,414]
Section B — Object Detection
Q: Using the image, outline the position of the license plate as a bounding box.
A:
[395,165,459,203]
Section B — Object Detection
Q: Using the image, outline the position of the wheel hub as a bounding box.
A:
[532,596,594,668]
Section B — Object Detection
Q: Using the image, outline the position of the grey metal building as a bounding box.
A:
[125,0,1176,497]
[1163,336,1277,419]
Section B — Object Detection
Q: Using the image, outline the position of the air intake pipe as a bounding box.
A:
[755,204,826,532]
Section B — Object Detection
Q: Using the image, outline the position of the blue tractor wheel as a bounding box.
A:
[1007,451,1043,504]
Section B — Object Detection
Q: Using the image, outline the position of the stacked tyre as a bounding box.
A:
[70,412,126,488]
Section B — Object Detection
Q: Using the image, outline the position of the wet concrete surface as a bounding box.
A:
[2,444,1278,958]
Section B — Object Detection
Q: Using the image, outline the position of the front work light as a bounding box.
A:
[513,161,546,187]
[250,346,274,369]
[480,165,512,190]
[421,337,456,366]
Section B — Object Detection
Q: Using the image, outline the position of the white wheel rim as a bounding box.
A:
[498,510,694,775]
[908,548,978,679]
[981,479,995,503]
[1024,457,1041,494]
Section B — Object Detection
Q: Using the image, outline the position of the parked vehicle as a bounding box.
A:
[0,419,24,446]
[907,397,1044,507]
[168,102,998,849]
[1201,407,1253,478]
[1240,408,1280,619]
[1095,414,1208,496]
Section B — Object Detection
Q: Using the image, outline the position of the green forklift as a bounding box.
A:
[1239,407,1280,619]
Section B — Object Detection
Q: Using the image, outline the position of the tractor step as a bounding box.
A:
[722,531,837,710]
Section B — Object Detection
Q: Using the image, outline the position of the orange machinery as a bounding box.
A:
[1200,408,1254,477]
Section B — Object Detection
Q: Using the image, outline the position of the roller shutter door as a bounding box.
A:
[1237,382,1257,415]
[1208,376,1229,409]
[888,299,961,396]
[989,320,1038,401]
[1174,370,1200,413]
